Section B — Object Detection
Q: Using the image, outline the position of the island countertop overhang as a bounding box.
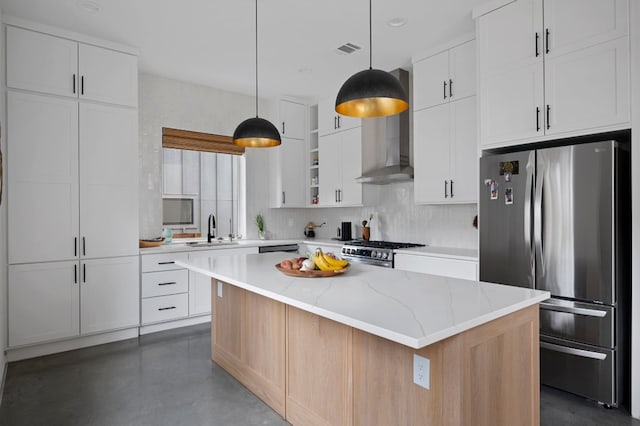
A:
[176,252,549,349]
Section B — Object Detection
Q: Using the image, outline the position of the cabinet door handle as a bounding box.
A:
[74,264,78,284]
[334,116,337,129]
[282,121,285,134]
[282,191,285,205]
[82,237,86,256]
[536,107,541,132]
[546,105,551,130]
[158,306,177,311]
[338,189,342,203]
[73,74,76,94]
[545,29,550,54]
[74,237,77,257]
[450,180,454,198]
[158,261,175,265]
[535,32,540,57]
[444,180,449,198]
[158,282,177,286]
[83,264,86,283]
[337,116,341,129]
[81,76,84,95]
[443,81,448,99]
[449,79,453,98]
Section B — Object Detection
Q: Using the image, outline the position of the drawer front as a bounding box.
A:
[540,336,615,405]
[539,298,614,348]
[141,269,188,298]
[141,293,189,324]
[141,252,188,272]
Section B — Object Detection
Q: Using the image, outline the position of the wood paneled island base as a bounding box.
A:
[211,279,540,426]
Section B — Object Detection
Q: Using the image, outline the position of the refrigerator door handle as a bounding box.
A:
[539,302,607,318]
[524,154,535,284]
[534,163,545,275]
[540,342,607,360]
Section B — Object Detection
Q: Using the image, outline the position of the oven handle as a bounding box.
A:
[540,342,607,360]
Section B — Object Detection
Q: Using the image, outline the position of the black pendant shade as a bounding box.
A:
[335,68,409,118]
[232,0,281,148]
[232,117,281,148]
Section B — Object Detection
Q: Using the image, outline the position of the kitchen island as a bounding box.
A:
[177,252,549,426]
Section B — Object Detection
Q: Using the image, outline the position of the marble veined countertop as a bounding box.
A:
[177,252,549,349]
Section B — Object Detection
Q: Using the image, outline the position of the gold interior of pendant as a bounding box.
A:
[233,137,281,148]
[336,97,409,118]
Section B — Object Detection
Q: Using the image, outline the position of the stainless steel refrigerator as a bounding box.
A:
[479,140,629,407]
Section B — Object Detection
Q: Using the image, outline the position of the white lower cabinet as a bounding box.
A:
[8,256,139,348]
[394,253,478,281]
[140,253,189,325]
[142,294,189,324]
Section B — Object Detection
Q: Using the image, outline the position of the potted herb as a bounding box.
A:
[256,214,266,240]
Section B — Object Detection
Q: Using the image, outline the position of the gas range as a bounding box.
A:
[341,240,425,268]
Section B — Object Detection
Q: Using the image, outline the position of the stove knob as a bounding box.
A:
[350,249,356,255]
[382,252,389,259]
[341,248,346,254]
[371,250,377,258]
[378,252,384,258]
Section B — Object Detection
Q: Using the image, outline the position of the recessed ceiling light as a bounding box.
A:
[387,17,407,28]
[77,0,101,14]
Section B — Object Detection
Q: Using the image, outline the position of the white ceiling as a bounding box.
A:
[0,0,487,101]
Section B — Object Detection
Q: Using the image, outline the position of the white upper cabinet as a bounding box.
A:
[8,92,79,264]
[318,127,362,207]
[78,44,138,107]
[79,103,139,259]
[7,26,78,97]
[270,137,307,208]
[414,39,476,111]
[318,132,341,207]
[6,25,138,107]
[318,97,360,136]
[279,100,306,140]
[476,0,630,147]
[414,96,477,204]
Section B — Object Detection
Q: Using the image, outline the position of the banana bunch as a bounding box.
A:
[312,248,349,271]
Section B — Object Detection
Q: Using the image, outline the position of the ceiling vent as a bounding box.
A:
[335,43,361,55]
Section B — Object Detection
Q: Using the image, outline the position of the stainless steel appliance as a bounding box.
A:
[341,241,425,268]
[479,140,630,407]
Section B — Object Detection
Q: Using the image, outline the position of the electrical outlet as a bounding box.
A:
[413,354,430,390]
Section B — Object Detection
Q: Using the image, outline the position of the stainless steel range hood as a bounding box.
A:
[356,68,412,185]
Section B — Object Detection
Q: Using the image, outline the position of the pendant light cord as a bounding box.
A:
[369,0,372,70]
[255,0,259,117]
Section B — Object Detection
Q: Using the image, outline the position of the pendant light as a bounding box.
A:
[335,0,409,118]
[233,0,281,148]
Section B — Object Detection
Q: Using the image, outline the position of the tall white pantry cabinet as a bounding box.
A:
[6,23,140,349]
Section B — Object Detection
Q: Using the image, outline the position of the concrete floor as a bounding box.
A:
[0,323,638,426]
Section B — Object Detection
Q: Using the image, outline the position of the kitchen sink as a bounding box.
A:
[185,240,238,247]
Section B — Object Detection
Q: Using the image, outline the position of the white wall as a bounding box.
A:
[630,1,640,418]
[140,74,478,249]
[138,73,273,238]
[0,6,8,389]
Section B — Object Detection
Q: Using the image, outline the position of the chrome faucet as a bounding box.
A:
[207,214,216,243]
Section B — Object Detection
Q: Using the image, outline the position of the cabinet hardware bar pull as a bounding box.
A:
[338,189,342,203]
[158,261,175,265]
[444,180,448,198]
[450,180,454,197]
[74,237,77,257]
[443,81,447,99]
[334,116,337,129]
[83,264,86,283]
[535,33,540,57]
[73,74,76,94]
[540,302,607,317]
[282,121,285,134]
[546,105,551,130]
[282,191,285,204]
[158,282,177,286]
[74,264,77,284]
[540,342,606,360]
[337,116,340,128]
[449,79,453,98]
[82,237,86,256]
[536,107,540,131]
[81,76,84,95]
[158,306,177,311]
[545,29,550,54]
[335,190,338,203]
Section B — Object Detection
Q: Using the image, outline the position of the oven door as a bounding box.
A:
[342,254,391,268]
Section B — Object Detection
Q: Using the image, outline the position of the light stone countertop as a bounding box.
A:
[177,252,549,349]
[139,239,301,254]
